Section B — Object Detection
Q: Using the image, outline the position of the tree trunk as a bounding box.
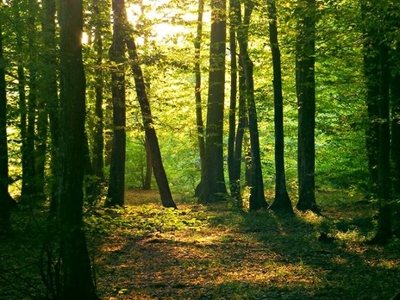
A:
[295,0,318,213]
[371,43,392,244]
[194,0,206,197]
[267,0,293,214]
[227,0,238,199]
[106,0,127,207]
[0,19,12,235]
[41,0,60,214]
[237,2,267,211]
[125,29,177,208]
[390,50,400,198]
[58,0,98,297]
[92,0,106,183]
[362,1,380,198]
[198,0,228,204]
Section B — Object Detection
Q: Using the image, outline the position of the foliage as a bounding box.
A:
[85,204,204,235]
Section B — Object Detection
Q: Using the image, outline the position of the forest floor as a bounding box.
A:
[1,188,400,299]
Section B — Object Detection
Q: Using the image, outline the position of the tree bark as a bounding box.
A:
[92,0,106,183]
[295,0,318,213]
[0,18,12,235]
[125,26,177,208]
[105,0,127,207]
[198,0,228,203]
[227,0,239,199]
[41,0,60,215]
[267,0,293,214]
[237,2,267,210]
[194,0,206,197]
[371,42,392,244]
[58,0,98,297]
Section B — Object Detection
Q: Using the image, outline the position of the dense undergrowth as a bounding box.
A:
[1,189,399,299]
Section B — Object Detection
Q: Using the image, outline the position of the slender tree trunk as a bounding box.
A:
[267,0,293,214]
[295,0,318,213]
[233,63,248,209]
[237,2,267,211]
[194,0,206,197]
[105,0,127,207]
[41,0,60,214]
[125,25,177,208]
[362,1,380,198]
[198,0,228,203]
[228,0,238,199]
[371,43,392,244]
[390,50,400,198]
[0,19,12,235]
[57,0,98,297]
[92,0,106,183]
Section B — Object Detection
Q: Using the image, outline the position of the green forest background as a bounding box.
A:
[1,0,400,299]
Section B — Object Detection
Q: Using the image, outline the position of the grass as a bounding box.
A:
[1,188,400,299]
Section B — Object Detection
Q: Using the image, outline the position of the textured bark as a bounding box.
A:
[58,0,98,297]
[267,0,293,214]
[198,0,228,203]
[295,0,318,212]
[106,0,126,207]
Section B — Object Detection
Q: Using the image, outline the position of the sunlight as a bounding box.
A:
[126,0,209,45]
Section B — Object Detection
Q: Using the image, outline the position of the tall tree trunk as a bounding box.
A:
[0,19,12,235]
[233,62,248,209]
[198,0,228,203]
[125,21,177,208]
[41,0,60,214]
[390,49,400,199]
[361,1,380,198]
[105,0,127,207]
[228,0,239,199]
[194,0,206,197]
[237,2,267,211]
[267,0,293,214]
[370,43,392,244]
[92,0,106,183]
[295,0,318,213]
[29,0,47,202]
[58,0,98,297]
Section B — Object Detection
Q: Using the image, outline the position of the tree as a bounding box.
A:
[194,0,206,197]
[361,0,395,244]
[198,0,228,203]
[267,0,293,214]
[124,8,177,209]
[227,0,239,200]
[105,0,127,207]
[0,13,12,235]
[57,0,98,297]
[236,1,267,211]
[295,0,318,213]
[41,0,60,213]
